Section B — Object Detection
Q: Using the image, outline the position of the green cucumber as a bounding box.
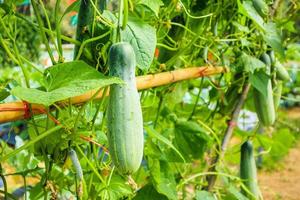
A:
[273,81,282,110]
[275,61,290,81]
[253,79,275,126]
[260,53,271,75]
[254,53,276,126]
[107,42,144,174]
[73,0,93,59]
[269,51,276,66]
[252,0,269,17]
[240,141,260,199]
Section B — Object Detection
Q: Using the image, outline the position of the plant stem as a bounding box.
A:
[55,0,63,62]
[91,87,108,128]
[204,83,251,191]
[75,145,105,184]
[38,0,59,54]
[189,78,204,119]
[0,164,8,200]
[1,126,62,161]
[75,31,111,60]
[15,13,80,45]
[23,175,27,200]
[31,0,56,64]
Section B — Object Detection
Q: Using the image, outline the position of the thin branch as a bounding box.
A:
[204,83,251,191]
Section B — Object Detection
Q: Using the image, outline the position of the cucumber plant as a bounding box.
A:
[0,0,298,199]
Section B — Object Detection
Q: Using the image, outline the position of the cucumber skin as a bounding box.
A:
[275,61,290,81]
[73,0,93,59]
[107,42,144,174]
[269,51,276,66]
[254,52,275,126]
[69,149,83,180]
[260,53,271,70]
[253,79,275,126]
[273,81,282,110]
[240,141,260,199]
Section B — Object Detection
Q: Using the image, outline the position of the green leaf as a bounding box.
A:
[101,12,156,70]
[232,21,250,33]
[164,83,188,109]
[0,89,9,101]
[121,17,156,70]
[59,0,80,22]
[237,52,266,73]
[195,190,216,200]
[134,183,168,200]
[238,0,265,30]
[138,0,164,17]
[98,176,132,199]
[174,120,211,162]
[11,61,122,106]
[145,126,185,162]
[263,22,284,58]
[249,70,270,99]
[226,185,248,200]
[148,158,178,200]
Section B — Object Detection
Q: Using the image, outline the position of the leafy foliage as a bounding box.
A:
[0,0,299,199]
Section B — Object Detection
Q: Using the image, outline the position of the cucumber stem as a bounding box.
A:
[122,0,128,30]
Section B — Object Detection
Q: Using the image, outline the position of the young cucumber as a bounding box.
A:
[107,42,144,174]
[273,80,283,110]
[275,61,290,81]
[240,141,260,199]
[253,82,275,126]
[254,53,275,126]
[73,0,93,59]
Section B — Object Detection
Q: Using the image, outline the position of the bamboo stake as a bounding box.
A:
[0,66,228,123]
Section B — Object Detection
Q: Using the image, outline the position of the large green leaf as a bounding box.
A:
[148,158,178,200]
[96,175,132,199]
[134,183,168,200]
[238,0,265,30]
[263,22,284,58]
[138,0,164,17]
[101,12,156,70]
[225,185,248,200]
[195,191,216,200]
[237,52,266,73]
[249,70,270,99]
[11,61,122,106]
[174,120,211,162]
[145,126,185,162]
[122,17,156,70]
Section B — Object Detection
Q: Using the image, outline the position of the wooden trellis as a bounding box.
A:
[0,66,228,123]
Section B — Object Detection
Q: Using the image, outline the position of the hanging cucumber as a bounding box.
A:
[253,83,275,126]
[274,61,290,81]
[107,42,144,174]
[254,53,275,126]
[260,53,271,71]
[68,149,85,198]
[273,80,283,110]
[73,0,93,59]
[269,50,276,66]
[240,141,260,199]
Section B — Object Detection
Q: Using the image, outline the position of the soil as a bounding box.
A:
[259,142,300,200]
[258,108,300,200]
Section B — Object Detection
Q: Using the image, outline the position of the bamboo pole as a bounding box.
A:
[0,66,228,123]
